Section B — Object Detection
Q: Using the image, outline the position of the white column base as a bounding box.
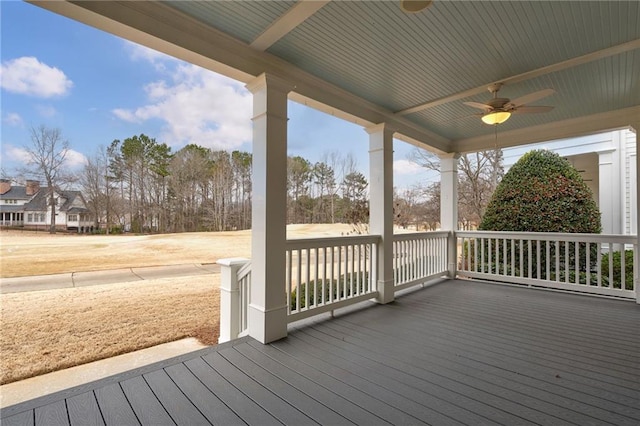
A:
[376,279,395,304]
[248,303,288,344]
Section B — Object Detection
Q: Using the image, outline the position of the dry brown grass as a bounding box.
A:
[0,224,357,385]
[0,276,219,385]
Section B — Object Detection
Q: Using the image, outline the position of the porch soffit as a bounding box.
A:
[30,1,640,154]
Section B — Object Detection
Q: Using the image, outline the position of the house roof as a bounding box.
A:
[0,186,31,200]
[0,205,25,213]
[23,189,86,212]
[32,1,640,154]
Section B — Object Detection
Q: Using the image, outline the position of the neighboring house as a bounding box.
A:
[0,179,94,232]
[503,128,637,235]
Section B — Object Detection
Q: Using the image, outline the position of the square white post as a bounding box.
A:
[634,123,639,304]
[245,73,292,342]
[440,153,460,278]
[217,257,250,343]
[366,123,395,303]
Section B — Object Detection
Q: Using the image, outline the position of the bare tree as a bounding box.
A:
[409,147,503,228]
[24,125,70,234]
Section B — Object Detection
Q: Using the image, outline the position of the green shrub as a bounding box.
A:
[290,273,371,310]
[480,150,601,234]
[477,150,601,278]
[601,250,634,290]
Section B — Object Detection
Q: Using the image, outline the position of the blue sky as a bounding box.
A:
[0,1,436,190]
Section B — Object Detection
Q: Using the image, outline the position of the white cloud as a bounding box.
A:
[64,149,88,169]
[0,57,73,98]
[4,144,32,164]
[393,159,424,175]
[112,108,139,123]
[112,64,252,150]
[3,113,23,127]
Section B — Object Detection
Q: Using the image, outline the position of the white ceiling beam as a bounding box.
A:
[250,1,330,51]
[452,106,640,154]
[395,38,640,116]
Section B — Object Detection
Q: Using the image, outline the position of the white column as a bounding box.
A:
[366,123,395,304]
[598,148,622,235]
[217,257,250,343]
[440,153,460,278]
[245,73,292,343]
[633,124,639,304]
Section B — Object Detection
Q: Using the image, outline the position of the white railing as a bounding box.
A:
[286,235,379,322]
[457,231,637,299]
[393,231,449,291]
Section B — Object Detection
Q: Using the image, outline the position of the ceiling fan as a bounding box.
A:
[464,83,555,125]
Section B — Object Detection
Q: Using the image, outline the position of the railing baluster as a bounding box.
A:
[620,244,626,291]
[555,241,560,282]
[574,241,580,285]
[503,238,507,276]
[536,240,541,280]
[297,248,302,312]
[586,242,590,287]
[330,246,335,303]
[565,241,569,284]
[527,239,532,280]
[287,250,292,313]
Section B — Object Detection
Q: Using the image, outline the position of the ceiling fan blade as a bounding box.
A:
[463,101,491,111]
[507,88,555,109]
[512,105,554,114]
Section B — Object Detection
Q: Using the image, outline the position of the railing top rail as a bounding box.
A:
[237,261,252,279]
[286,234,381,250]
[455,230,637,244]
[393,231,450,241]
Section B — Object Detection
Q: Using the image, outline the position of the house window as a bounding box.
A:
[27,213,33,222]
[4,199,16,204]
[68,214,78,221]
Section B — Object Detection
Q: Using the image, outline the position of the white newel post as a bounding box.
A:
[440,153,460,279]
[367,123,395,303]
[217,257,250,343]
[246,73,291,343]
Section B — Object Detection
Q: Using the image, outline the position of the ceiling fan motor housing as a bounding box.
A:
[488,98,510,110]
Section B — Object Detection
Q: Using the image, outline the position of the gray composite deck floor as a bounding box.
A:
[2,279,639,425]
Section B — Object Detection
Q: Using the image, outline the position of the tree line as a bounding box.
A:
[15,126,504,234]
[81,134,380,233]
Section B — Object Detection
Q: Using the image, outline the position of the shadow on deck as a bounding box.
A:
[2,280,639,425]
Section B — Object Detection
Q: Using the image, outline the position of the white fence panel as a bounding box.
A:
[286,235,380,322]
[393,231,449,291]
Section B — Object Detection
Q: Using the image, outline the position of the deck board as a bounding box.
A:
[93,383,140,426]
[66,392,104,426]
[2,280,639,425]
[163,363,244,425]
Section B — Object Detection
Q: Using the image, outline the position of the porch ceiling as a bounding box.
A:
[31,1,640,153]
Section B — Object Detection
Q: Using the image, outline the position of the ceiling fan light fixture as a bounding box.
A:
[400,1,433,14]
[482,111,511,125]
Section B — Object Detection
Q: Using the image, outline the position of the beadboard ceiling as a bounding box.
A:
[31,1,640,154]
